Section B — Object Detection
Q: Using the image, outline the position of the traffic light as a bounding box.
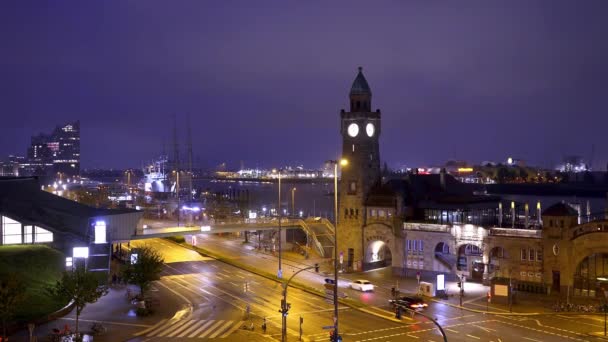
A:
[300,316,304,324]
[315,263,319,272]
[457,281,461,288]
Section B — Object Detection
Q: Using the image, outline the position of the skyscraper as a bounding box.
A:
[25,121,80,177]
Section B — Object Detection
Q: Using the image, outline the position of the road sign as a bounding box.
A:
[322,325,335,330]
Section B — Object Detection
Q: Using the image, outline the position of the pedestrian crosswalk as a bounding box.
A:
[134,318,244,338]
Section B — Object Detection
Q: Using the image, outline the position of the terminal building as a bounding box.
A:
[0,177,141,275]
[337,67,608,298]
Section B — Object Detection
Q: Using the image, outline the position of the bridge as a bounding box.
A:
[133,217,337,258]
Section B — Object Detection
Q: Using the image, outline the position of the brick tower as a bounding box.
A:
[338,67,381,271]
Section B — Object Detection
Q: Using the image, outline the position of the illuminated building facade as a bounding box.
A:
[25,121,80,177]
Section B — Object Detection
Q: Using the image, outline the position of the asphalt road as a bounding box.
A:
[161,234,608,342]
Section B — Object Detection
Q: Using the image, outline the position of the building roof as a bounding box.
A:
[349,67,372,96]
[542,202,578,216]
[386,173,500,210]
[0,177,137,239]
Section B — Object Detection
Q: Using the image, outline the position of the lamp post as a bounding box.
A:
[291,187,296,217]
[173,170,180,227]
[273,169,283,278]
[327,158,347,341]
[280,263,319,342]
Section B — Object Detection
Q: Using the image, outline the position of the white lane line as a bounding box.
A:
[208,320,235,339]
[198,320,225,338]
[188,320,215,338]
[177,320,208,338]
[133,319,168,336]
[473,324,496,333]
[445,328,459,333]
[146,320,179,337]
[466,334,481,339]
[406,335,420,339]
[158,319,191,337]
[522,338,542,342]
[220,320,245,338]
[167,319,198,337]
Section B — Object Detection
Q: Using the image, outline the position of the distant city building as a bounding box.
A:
[23,121,80,177]
[556,156,588,173]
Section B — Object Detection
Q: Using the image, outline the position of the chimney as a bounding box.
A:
[440,168,446,191]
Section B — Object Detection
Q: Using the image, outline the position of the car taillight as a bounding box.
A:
[410,304,418,308]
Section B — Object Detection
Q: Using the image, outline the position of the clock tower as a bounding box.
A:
[338,67,381,271]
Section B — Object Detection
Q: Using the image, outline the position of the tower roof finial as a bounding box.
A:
[350,66,371,96]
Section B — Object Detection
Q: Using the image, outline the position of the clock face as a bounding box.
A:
[366,123,375,137]
[347,123,359,137]
[552,243,559,256]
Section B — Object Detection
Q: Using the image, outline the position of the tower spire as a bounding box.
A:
[349,67,372,112]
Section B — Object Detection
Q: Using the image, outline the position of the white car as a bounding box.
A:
[350,279,374,292]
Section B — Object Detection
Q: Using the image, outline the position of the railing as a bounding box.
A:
[403,222,451,233]
[489,228,542,238]
[570,221,608,240]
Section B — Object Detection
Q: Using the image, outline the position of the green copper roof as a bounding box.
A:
[349,67,371,96]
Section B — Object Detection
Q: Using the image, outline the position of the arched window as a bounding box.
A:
[356,101,361,109]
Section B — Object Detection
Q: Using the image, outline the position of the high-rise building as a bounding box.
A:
[24,121,80,177]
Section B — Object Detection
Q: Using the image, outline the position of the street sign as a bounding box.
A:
[322,325,335,330]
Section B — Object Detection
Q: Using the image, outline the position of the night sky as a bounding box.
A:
[1,1,607,170]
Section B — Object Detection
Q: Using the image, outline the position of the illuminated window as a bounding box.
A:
[419,240,424,252]
[35,226,53,243]
[413,240,418,251]
[24,225,33,243]
[94,221,107,244]
[349,181,356,194]
[2,216,22,244]
[370,209,376,217]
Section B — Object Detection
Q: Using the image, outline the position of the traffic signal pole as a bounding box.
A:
[280,264,319,342]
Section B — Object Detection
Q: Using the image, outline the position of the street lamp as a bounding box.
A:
[291,187,296,217]
[272,168,283,279]
[327,158,347,341]
[173,170,180,227]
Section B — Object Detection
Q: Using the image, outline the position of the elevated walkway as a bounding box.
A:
[134,217,336,258]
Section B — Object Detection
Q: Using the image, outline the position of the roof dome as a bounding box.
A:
[349,67,372,96]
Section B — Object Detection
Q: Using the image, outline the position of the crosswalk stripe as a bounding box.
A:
[219,320,244,338]
[208,321,234,339]
[188,320,215,338]
[178,320,208,338]
[133,319,168,336]
[168,320,199,337]
[198,320,224,338]
[159,319,193,337]
[146,319,180,337]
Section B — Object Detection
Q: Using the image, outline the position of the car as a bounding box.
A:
[350,279,374,292]
[389,296,428,310]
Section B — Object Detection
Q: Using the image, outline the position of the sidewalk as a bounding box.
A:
[9,281,185,342]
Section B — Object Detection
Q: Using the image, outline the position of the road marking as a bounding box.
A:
[445,328,459,333]
[208,320,236,338]
[177,320,208,337]
[146,319,179,337]
[406,335,419,339]
[220,320,245,338]
[466,334,481,339]
[522,338,542,342]
[158,319,192,337]
[59,317,151,328]
[167,319,198,337]
[188,320,215,338]
[132,319,168,336]
[198,320,225,338]
[473,324,496,333]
